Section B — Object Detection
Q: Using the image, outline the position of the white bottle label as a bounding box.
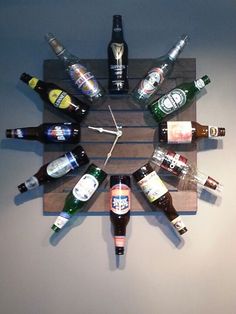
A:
[167,121,192,143]
[53,212,70,229]
[158,89,187,114]
[138,171,168,203]
[46,153,78,178]
[208,126,218,137]
[25,176,39,190]
[137,67,164,99]
[73,174,99,202]
[194,78,205,90]
[171,216,186,232]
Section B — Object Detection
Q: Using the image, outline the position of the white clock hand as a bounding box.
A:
[104,130,122,166]
[108,105,119,131]
[88,126,119,136]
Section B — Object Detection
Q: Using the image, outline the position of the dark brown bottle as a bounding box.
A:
[108,15,129,94]
[20,73,89,122]
[6,123,80,144]
[133,163,187,235]
[110,175,131,255]
[18,145,89,193]
[159,121,225,144]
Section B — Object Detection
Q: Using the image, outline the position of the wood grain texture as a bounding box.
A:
[43,58,197,214]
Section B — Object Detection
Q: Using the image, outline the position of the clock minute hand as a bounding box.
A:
[108,105,119,131]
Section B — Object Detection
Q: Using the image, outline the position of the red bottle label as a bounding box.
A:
[161,151,188,176]
[110,183,130,215]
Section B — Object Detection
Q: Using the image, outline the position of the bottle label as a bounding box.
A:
[69,64,100,98]
[137,67,164,99]
[167,121,192,143]
[157,88,187,114]
[25,176,39,190]
[161,151,188,176]
[111,43,124,61]
[73,174,99,202]
[46,152,78,178]
[28,77,39,89]
[110,183,131,215]
[53,212,71,229]
[138,171,168,203]
[171,216,186,233]
[46,125,72,142]
[48,89,72,109]
[194,78,205,90]
[208,126,218,137]
[15,128,24,138]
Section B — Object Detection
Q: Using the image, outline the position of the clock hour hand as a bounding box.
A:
[104,135,120,166]
[88,126,119,136]
[108,105,119,131]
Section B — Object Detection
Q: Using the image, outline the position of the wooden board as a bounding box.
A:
[43,58,197,214]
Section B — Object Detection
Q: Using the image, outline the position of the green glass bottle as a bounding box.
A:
[148,75,210,123]
[51,164,107,232]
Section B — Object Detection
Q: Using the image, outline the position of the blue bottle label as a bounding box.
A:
[46,125,72,142]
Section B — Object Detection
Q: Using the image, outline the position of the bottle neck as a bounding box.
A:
[20,73,45,93]
[6,127,38,140]
[168,35,188,61]
[194,123,225,138]
[111,16,124,42]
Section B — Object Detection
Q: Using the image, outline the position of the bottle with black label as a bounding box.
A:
[132,34,189,106]
[110,175,131,255]
[133,163,187,235]
[148,75,211,122]
[51,164,107,232]
[17,145,89,193]
[151,146,223,191]
[159,121,225,144]
[20,73,89,122]
[45,33,105,103]
[108,15,129,94]
[6,123,80,144]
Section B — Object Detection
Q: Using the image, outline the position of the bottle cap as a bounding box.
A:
[18,183,28,193]
[179,226,188,235]
[201,75,211,85]
[20,73,31,83]
[51,224,60,233]
[6,129,13,138]
[218,128,226,136]
[115,246,124,255]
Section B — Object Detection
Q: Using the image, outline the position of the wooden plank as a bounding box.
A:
[43,58,197,214]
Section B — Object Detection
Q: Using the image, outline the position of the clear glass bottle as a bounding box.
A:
[151,146,223,191]
[45,33,105,103]
[131,34,189,106]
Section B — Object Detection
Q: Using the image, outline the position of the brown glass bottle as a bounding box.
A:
[133,163,187,235]
[110,175,131,255]
[20,73,89,122]
[6,123,80,144]
[18,145,89,193]
[159,121,225,144]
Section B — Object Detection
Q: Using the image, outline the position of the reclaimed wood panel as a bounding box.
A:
[43,58,197,214]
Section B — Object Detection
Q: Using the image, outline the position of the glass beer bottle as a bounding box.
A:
[110,175,131,255]
[45,33,105,103]
[18,145,89,193]
[51,164,107,232]
[6,122,80,144]
[20,73,89,122]
[133,163,187,235]
[132,34,189,106]
[108,15,129,94]
[159,121,225,144]
[148,75,211,122]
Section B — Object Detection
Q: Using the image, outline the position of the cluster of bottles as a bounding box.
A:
[6,15,226,257]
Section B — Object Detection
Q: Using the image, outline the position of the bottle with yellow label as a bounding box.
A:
[20,73,89,122]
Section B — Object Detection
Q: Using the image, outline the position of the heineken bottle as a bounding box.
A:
[148,75,210,122]
[51,164,107,232]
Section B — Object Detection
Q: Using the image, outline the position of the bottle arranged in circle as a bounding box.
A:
[51,164,107,232]
[18,145,89,193]
[148,75,211,122]
[110,175,131,255]
[6,122,80,144]
[45,33,105,103]
[159,121,225,144]
[108,15,129,94]
[151,146,223,191]
[133,163,187,235]
[20,73,89,122]
[131,34,189,106]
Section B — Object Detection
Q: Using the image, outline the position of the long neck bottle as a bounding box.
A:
[45,33,105,103]
[159,121,225,144]
[6,122,80,144]
[151,147,223,191]
[20,73,89,122]
[148,75,210,122]
[110,175,131,255]
[108,15,129,94]
[132,34,189,106]
[133,163,187,235]
[51,164,107,232]
[18,145,89,193]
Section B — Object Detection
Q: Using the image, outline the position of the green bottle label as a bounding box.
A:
[157,88,186,114]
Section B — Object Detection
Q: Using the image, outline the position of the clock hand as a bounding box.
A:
[88,126,119,136]
[108,105,119,131]
[104,130,122,166]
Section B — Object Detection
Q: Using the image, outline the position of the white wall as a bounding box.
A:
[0,1,236,313]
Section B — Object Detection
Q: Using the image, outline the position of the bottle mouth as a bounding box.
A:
[6,129,12,138]
[18,183,28,193]
[201,75,211,85]
[115,246,124,255]
[20,72,30,83]
[218,128,226,136]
